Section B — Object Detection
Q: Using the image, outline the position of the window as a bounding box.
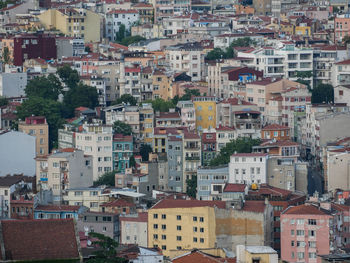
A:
[103,226,107,232]
[193,237,197,242]
[90,202,98,208]
[162,245,166,250]
[290,219,295,224]
[309,253,317,259]
[74,191,83,196]
[162,214,166,219]
[308,219,317,225]
[162,224,166,230]
[162,235,166,240]
[153,224,158,229]
[193,216,197,222]
[200,217,204,222]
[4,190,8,196]
[200,228,204,233]
[154,214,158,219]
[177,225,182,231]
[177,246,182,250]
[308,241,316,248]
[297,230,305,236]
[200,238,204,243]
[291,241,294,246]
[291,229,295,235]
[177,215,181,220]
[308,230,316,237]
[193,227,197,232]
[298,252,304,259]
[176,236,182,241]
[153,234,158,239]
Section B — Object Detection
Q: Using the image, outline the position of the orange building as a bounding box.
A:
[261,124,291,141]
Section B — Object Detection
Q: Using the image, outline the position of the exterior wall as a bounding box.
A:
[168,138,184,192]
[193,97,217,132]
[120,216,148,247]
[63,188,109,212]
[326,152,350,192]
[215,206,273,252]
[152,72,172,100]
[0,73,27,97]
[267,158,295,191]
[0,131,36,176]
[229,154,268,185]
[177,101,196,131]
[183,136,201,191]
[148,206,217,256]
[18,118,49,157]
[335,16,350,42]
[112,137,133,173]
[197,166,229,201]
[140,104,154,145]
[105,11,139,42]
[281,210,332,263]
[75,125,113,180]
[262,128,291,141]
[334,85,350,106]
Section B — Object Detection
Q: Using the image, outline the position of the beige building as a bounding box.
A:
[63,187,109,212]
[37,8,102,42]
[75,122,113,180]
[236,245,278,263]
[35,148,93,203]
[120,212,148,247]
[18,116,49,156]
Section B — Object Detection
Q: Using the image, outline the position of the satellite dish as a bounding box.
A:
[87,240,92,246]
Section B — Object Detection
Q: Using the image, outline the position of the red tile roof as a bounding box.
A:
[101,199,135,207]
[113,133,133,142]
[216,125,235,131]
[248,184,291,197]
[224,183,246,192]
[151,199,226,209]
[125,67,141,73]
[242,200,266,213]
[107,9,138,14]
[0,219,80,261]
[172,250,227,263]
[120,212,148,222]
[283,204,332,215]
[248,78,280,86]
[259,140,299,147]
[157,112,180,119]
[231,153,268,157]
[221,97,255,106]
[110,42,128,51]
[336,59,350,65]
[262,124,290,131]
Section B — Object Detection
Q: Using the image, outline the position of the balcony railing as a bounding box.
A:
[185,156,200,161]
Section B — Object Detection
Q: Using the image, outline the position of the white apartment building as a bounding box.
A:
[228,153,268,185]
[335,85,350,105]
[105,10,139,42]
[332,59,350,87]
[75,123,113,180]
[165,42,205,81]
[0,73,27,97]
[216,126,236,152]
[238,43,314,88]
[154,0,191,22]
[213,33,264,49]
[63,187,109,212]
[35,149,93,203]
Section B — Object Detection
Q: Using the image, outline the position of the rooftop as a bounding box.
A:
[151,199,226,209]
[283,204,333,216]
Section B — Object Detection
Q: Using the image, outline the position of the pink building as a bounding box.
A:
[335,16,350,42]
[281,204,333,263]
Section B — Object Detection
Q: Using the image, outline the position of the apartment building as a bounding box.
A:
[335,14,350,42]
[155,111,181,128]
[216,126,236,152]
[238,43,314,88]
[35,149,93,203]
[112,134,133,173]
[0,0,36,27]
[332,59,350,87]
[197,166,229,201]
[133,3,154,24]
[120,212,148,247]
[201,130,217,166]
[281,204,334,263]
[105,10,139,42]
[18,116,49,156]
[228,153,268,185]
[261,124,291,141]
[165,42,204,81]
[37,8,102,42]
[140,67,153,101]
[325,149,350,192]
[139,103,154,145]
[154,0,191,22]
[75,123,113,180]
[63,187,109,212]
[183,132,201,191]
[148,199,225,256]
[152,68,172,100]
[176,101,196,131]
[168,135,184,192]
[193,96,216,132]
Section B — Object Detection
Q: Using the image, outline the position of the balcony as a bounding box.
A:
[185,156,200,161]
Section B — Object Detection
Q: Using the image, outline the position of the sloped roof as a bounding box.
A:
[262,124,290,131]
[283,204,332,215]
[0,219,80,261]
[172,250,227,263]
[223,183,246,192]
[151,199,225,209]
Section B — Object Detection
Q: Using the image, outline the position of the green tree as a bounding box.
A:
[16,97,65,150]
[112,94,137,106]
[57,64,80,89]
[295,71,313,90]
[206,38,255,60]
[146,98,175,112]
[63,83,99,117]
[209,137,261,166]
[206,48,226,60]
[140,144,152,161]
[116,24,126,43]
[120,35,146,46]
[93,171,116,187]
[25,74,63,101]
[113,120,133,135]
[311,84,334,104]
[186,175,197,198]
[0,96,8,107]
[2,46,10,64]
[129,155,136,168]
[179,88,200,101]
[87,232,126,263]
[85,46,91,53]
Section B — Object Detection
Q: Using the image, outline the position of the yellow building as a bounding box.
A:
[236,245,278,263]
[148,199,225,257]
[152,68,172,100]
[192,96,216,132]
[295,25,311,36]
[18,116,49,156]
[37,8,102,42]
[140,103,154,145]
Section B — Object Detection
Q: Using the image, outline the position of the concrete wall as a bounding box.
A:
[120,219,148,247]
[267,158,295,191]
[0,73,27,97]
[295,162,308,194]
